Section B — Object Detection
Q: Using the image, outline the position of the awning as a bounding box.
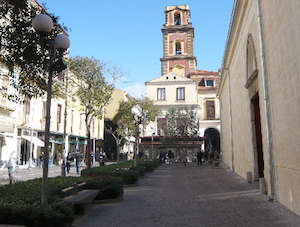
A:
[50,139,63,144]
[22,135,44,147]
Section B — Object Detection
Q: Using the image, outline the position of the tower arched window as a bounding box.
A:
[175,42,182,55]
[174,12,181,25]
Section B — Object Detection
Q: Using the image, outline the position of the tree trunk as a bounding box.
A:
[116,144,120,164]
[87,130,91,169]
[86,114,91,169]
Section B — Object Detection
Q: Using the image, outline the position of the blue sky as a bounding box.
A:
[39,0,234,98]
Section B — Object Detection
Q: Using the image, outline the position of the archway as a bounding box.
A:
[204,128,220,153]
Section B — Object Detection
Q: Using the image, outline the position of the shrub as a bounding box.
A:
[81,160,161,185]
[131,165,146,176]
[84,177,123,200]
[0,176,124,226]
[0,179,76,226]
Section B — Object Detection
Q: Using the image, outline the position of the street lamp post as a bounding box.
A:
[33,14,70,204]
[151,132,155,160]
[61,72,68,177]
[131,105,142,167]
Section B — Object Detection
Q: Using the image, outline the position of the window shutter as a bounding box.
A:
[206,101,215,120]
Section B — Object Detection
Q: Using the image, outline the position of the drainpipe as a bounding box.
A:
[256,0,275,201]
[225,69,234,171]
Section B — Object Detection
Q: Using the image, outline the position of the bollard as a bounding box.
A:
[259,177,267,194]
[246,171,252,183]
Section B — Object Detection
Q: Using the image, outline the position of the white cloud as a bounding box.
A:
[123,83,146,99]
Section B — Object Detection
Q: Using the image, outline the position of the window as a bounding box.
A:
[174,12,181,25]
[42,101,47,118]
[246,34,257,80]
[25,99,30,115]
[24,98,30,124]
[92,117,95,137]
[1,75,9,95]
[205,80,214,87]
[79,113,83,132]
[98,119,101,137]
[71,110,74,134]
[157,88,166,100]
[206,100,215,120]
[157,118,166,136]
[176,87,185,100]
[175,42,182,55]
[57,104,62,124]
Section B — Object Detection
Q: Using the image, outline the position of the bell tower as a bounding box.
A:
[160,5,197,77]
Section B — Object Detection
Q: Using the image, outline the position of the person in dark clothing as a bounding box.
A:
[204,150,208,162]
[75,152,82,174]
[197,149,203,166]
[66,152,72,173]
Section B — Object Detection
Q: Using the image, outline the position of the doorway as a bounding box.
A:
[251,94,264,178]
[204,128,220,153]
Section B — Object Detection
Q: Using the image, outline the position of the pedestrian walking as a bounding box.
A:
[39,152,44,168]
[168,150,173,164]
[66,152,72,174]
[56,150,61,165]
[7,152,16,184]
[75,151,82,174]
[181,148,188,167]
[197,149,203,166]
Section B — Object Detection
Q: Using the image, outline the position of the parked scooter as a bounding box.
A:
[99,155,105,166]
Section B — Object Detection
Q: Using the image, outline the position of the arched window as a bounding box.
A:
[175,41,182,55]
[246,34,257,80]
[174,12,181,25]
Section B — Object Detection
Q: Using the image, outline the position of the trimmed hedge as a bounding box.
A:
[0,159,160,226]
[83,177,123,200]
[0,176,123,226]
[0,179,75,227]
[82,167,140,185]
[0,200,74,227]
[81,159,161,185]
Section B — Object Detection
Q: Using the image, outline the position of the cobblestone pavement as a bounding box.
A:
[74,162,300,227]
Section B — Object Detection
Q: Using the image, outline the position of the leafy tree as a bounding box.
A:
[163,106,199,137]
[112,97,160,160]
[0,0,68,100]
[67,56,114,169]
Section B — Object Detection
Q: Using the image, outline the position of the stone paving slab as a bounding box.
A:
[74,162,300,227]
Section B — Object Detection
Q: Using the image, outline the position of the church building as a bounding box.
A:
[144,5,220,158]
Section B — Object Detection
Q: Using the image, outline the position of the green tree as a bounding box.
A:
[163,106,199,137]
[112,97,160,160]
[0,0,68,100]
[67,56,114,169]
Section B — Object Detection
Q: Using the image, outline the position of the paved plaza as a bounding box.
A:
[74,162,300,227]
[0,162,99,185]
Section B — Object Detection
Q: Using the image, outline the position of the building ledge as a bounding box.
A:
[199,120,220,123]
